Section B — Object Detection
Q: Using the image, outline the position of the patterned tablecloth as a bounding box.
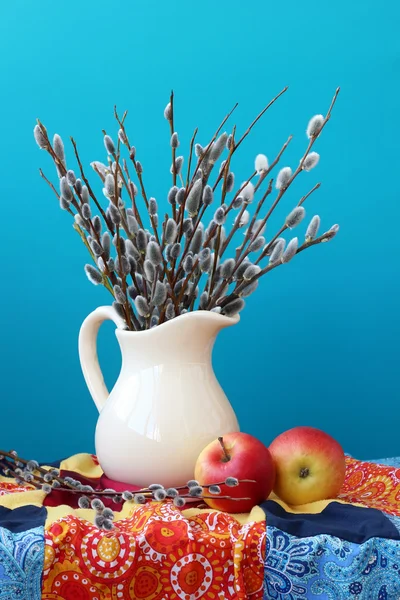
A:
[0,454,399,599]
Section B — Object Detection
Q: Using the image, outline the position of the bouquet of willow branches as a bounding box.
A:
[34,87,340,331]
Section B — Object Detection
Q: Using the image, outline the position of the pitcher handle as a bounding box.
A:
[78,306,127,412]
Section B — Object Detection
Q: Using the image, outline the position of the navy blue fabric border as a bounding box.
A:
[0,505,47,533]
[261,500,400,544]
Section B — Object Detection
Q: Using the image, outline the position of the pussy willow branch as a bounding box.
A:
[256,183,321,264]
[113,107,150,219]
[219,232,336,309]
[185,127,198,190]
[37,123,117,288]
[212,87,289,193]
[256,88,340,234]
[175,102,231,242]
[180,102,239,220]
[209,82,338,310]
[169,90,177,187]
[70,137,114,233]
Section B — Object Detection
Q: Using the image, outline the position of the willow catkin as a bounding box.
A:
[285,206,305,229]
[222,298,245,317]
[305,215,320,241]
[276,167,292,190]
[306,114,324,138]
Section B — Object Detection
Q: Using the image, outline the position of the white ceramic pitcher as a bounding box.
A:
[78,307,240,487]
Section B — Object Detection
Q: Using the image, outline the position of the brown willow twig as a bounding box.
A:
[70,137,114,233]
[169,91,177,188]
[185,127,198,190]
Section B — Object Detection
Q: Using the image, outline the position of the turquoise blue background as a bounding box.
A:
[0,1,399,462]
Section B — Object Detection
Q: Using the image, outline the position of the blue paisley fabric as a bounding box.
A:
[0,507,45,600]
[264,525,400,600]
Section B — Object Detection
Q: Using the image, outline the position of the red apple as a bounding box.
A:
[194,432,276,513]
[269,426,346,505]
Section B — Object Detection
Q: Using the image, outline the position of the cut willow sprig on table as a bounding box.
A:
[35,87,340,330]
[0,449,250,531]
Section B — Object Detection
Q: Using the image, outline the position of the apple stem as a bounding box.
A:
[218,436,231,462]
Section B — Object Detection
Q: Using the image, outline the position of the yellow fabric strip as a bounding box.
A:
[0,489,46,510]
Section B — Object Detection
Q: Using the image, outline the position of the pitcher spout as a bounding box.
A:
[116,311,240,366]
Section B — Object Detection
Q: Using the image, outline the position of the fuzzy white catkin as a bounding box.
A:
[302,152,320,171]
[232,196,242,209]
[164,102,172,120]
[306,114,324,139]
[199,292,209,309]
[305,215,320,240]
[168,186,179,205]
[242,182,255,203]
[203,185,213,206]
[104,134,116,154]
[171,156,184,175]
[34,124,47,148]
[236,210,250,228]
[149,198,158,216]
[127,215,139,235]
[81,186,90,204]
[82,203,91,220]
[135,296,150,317]
[240,280,259,298]
[269,239,286,263]
[144,260,155,282]
[255,154,269,173]
[210,132,228,163]
[195,143,203,157]
[60,197,70,210]
[165,219,178,244]
[66,170,76,186]
[282,237,298,263]
[146,241,163,266]
[243,264,261,280]
[101,232,110,256]
[176,187,185,206]
[221,258,236,279]
[104,174,115,197]
[165,303,175,320]
[226,172,235,192]
[249,236,265,252]
[85,265,102,285]
[153,281,167,305]
[60,176,72,201]
[108,203,121,226]
[285,206,306,229]
[113,285,126,304]
[53,134,65,163]
[186,179,203,217]
[276,167,292,190]
[170,132,179,148]
[214,207,226,226]
[190,229,203,255]
[91,161,108,178]
[250,219,266,237]
[222,298,245,317]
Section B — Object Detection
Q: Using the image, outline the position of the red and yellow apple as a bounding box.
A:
[194,432,276,513]
[269,426,346,505]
